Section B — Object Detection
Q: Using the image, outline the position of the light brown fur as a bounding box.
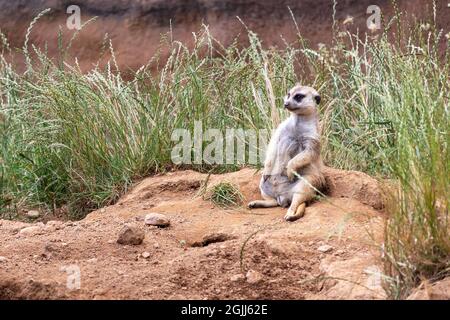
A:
[248,84,324,221]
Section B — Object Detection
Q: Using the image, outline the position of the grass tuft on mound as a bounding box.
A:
[206,182,244,208]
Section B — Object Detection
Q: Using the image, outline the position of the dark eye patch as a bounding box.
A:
[314,95,321,105]
[293,93,305,102]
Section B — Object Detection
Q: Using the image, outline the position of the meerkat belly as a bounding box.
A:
[260,175,299,207]
[261,134,303,207]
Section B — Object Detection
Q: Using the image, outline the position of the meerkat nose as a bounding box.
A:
[284,102,289,108]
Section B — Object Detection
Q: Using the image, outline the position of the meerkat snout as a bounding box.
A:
[284,84,321,115]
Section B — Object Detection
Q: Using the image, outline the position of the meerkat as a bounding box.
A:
[248,84,325,221]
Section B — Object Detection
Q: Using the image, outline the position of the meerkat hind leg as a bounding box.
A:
[284,203,306,221]
[284,182,314,221]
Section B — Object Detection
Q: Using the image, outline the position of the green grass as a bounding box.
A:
[206,182,244,208]
[0,5,448,298]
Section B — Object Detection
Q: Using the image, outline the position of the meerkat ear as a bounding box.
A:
[314,95,321,105]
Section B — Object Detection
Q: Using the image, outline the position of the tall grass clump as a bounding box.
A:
[378,39,449,299]
[0,5,448,297]
[302,16,449,297]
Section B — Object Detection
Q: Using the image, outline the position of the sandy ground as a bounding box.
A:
[0,167,388,300]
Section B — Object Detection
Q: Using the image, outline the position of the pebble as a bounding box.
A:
[144,213,170,227]
[117,226,145,245]
[19,225,42,236]
[246,269,263,284]
[0,256,7,263]
[317,244,334,253]
[142,251,151,259]
[46,220,64,230]
[25,210,40,219]
[230,274,245,282]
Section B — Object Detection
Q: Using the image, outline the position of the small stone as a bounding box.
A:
[317,244,334,253]
[19,225,42,236]
[142,251,151,259]
[0,256,7,263]
[25,210,40,219]
[107,239,115,244]
[230,274,245,282]
[93,288,106,296]
[246,269,263,284]
[44,243,61,252]
[144,213,170,227]
[46,220,63,230]
[117,226,145,245]
[87,258,98,263]
[191,233,233,247]
[100,209,106,213]
[154,243,160,249]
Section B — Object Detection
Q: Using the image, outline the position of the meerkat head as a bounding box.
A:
[283,84,321,116]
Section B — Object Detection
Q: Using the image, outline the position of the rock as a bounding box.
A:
[407,277,450,300]
[25,210,40,219]
[246,269,263,284]
[46,220,63,230]
[44,242,62,252]
[19,225,42,236]
[117,226,145,245]
[230,274,245,282]
[142,251,151,259]
[190,232,234,247]
[144,213,170,227]
[0,256,7,263]
[318,244,334,253]
[318,255,386,299]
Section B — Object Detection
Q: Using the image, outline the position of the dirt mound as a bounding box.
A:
[0,167,386,299]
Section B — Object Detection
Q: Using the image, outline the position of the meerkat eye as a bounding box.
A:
[314,95,321,105]
[293,94,305,102]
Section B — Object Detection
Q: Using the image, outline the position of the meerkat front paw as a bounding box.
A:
[286,161,296,181]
